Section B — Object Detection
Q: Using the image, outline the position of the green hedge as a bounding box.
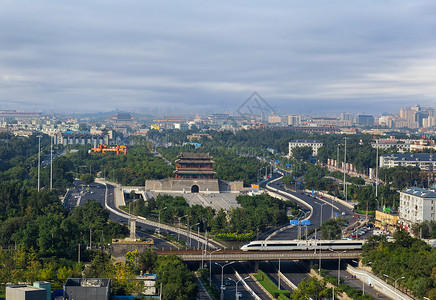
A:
[255,270,291,299]
[215,231,256,241]
[278,293,290,300]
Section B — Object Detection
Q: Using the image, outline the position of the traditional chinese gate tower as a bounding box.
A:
[174,152,215,180]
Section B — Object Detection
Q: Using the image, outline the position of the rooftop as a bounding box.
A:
[402,187,436,198]
[381,153,436,161]
[177,152,212,159]
[289,139,322,143]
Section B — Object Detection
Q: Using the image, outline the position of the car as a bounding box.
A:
[236,291,242,298]
[225,280,232,286]
[221,285,226,291]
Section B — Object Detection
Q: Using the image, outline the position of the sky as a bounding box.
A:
[1,1,436,115]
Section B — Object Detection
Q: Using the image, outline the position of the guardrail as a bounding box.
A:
[172,251,361,261]
[235,270,261,300]
[347,265,413,300]
[100,182,225,250]
[264,172,313,240]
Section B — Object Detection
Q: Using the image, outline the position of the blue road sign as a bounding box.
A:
[285,164,291,167]
[275,160,280,163]
[297,182,301,185]
[335,212,338,218]
[301,220,311,226]
[290,220,299,225]
[312,189,314,195]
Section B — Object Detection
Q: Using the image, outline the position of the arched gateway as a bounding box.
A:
[191,185,199,193]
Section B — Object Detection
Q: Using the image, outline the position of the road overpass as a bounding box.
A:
[156,250,362,261]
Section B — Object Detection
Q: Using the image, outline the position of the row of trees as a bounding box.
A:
[282,161,400,210]
[362,230,436,299]
[129,193,295,241]
[68,146,174,186]
[156,144,267,186]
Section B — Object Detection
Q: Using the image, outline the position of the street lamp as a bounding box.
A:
[383,274,405,300]
[209,249,221,284]
[178,214,188,241]
[188,222,200,247]
[315,202,327,226]
[227,276,250,300]
[353,260,371,295]
[329,249,347,285]
[37,135,42,191]
[158,207,167,234]
[215,261,235,299]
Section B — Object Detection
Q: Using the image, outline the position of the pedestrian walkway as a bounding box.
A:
[195,273,212,300]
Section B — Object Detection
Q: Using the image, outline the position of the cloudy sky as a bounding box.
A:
[1,1,436,115]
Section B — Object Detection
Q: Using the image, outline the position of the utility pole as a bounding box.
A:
[50,135,53,190]
[37,135,42,192]
[343,137,347,202]
[375,146,378,198]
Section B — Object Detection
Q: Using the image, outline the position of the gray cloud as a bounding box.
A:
[1,0,436,114]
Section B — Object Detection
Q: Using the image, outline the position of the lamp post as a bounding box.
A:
[158,206,167,234]
[315,202,327,226]
[297,210,309,239]
[37,135,42,191]
[318,239,322,273]
[209,249,221,284]
[383,274,405,300]
[50,135,53,190]
[330,249,347,285]
[178,214,188,241]
[353,260,371,295]
[188,222,200,247]
[215,261,235,300]
[227,276,250,300]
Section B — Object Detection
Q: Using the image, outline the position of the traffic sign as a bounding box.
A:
[301,220,311,226]
[290,220,299,225]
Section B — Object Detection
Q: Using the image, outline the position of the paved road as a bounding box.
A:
[269,260,310,288]
[323,260,389,299]
[262,177,354,241]
[208,262,255,300]
[64,180,176,250]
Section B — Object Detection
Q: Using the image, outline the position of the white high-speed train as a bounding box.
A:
[240,239,365,251]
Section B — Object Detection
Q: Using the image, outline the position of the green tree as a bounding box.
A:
[292,146,313,161]
[291,277,331,300]
[139,248,158,274]
[154,255,198,300]
[80,173,95,185]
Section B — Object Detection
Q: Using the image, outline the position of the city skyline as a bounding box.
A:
[1,1,436,114]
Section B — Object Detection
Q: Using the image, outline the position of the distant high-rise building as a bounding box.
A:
[340,112,351,121]
[356,115,374,126]
[268,115,286,124]
[287,115,301,126]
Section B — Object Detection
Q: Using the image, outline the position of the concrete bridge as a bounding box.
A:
[156,250,362,261]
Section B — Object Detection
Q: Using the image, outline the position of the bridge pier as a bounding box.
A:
[253,261,259,272]
[298,260,311,273]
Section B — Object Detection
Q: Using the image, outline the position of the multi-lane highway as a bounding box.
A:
[262,173,355,241]
[63,176,376,299]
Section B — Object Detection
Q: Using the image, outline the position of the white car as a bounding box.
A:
[221,285,226,291]
[236,291,242,298]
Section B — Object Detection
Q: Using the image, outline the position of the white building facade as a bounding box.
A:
[399,187,436,230]
[288,139,323,157]
[379,153,436,171]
